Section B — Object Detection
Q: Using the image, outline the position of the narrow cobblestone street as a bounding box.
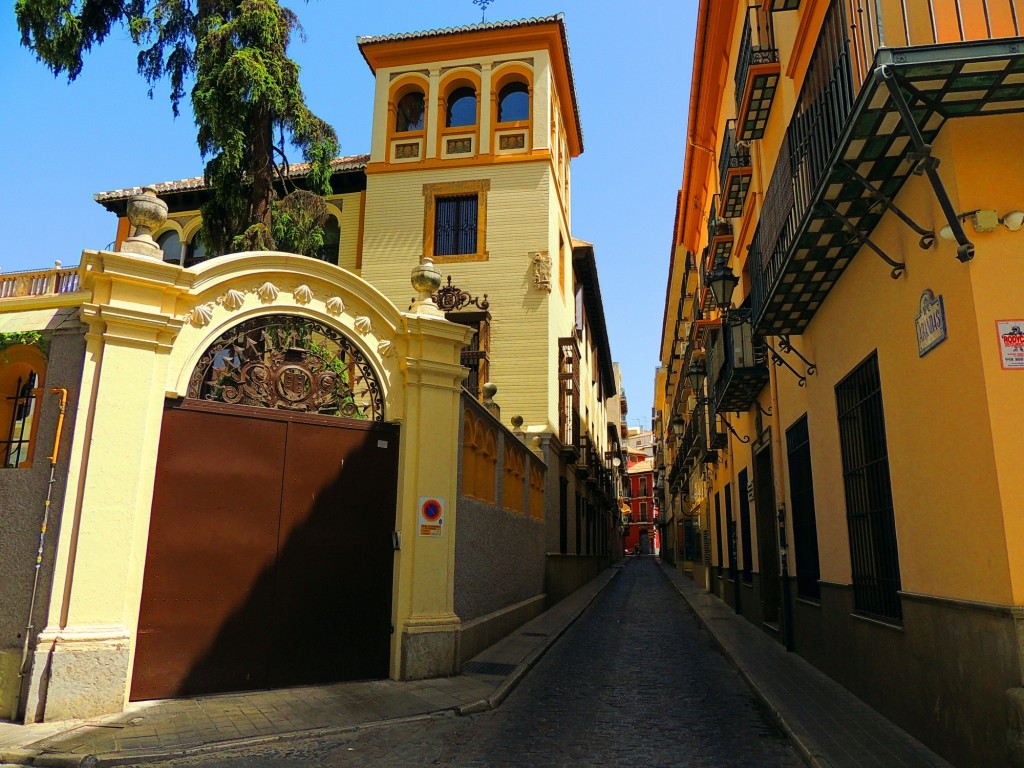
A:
[123,559,802,767]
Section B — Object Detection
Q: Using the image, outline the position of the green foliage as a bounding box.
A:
[271,190,328,256]
[0,331,48,362]
[16,0,339,255]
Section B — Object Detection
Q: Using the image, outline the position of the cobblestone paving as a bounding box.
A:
[122,558,804,767]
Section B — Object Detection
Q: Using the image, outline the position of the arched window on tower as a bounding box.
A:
[446,87,477,128]
[395,90,425,132]
[498,81,529,123]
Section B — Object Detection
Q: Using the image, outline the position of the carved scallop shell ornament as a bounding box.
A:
[218,289,246,311]
[325,296,346,316]
[354,316,373,336]
[188,302,215,328]
[377,339,394,358]
[293,284,314,305]
[255,281,279,303]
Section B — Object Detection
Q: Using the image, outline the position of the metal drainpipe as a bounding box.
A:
[12,388,67,722]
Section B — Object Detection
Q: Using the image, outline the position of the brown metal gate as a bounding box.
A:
[131,399,400,701]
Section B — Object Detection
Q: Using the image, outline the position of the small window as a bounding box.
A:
[498,81,529,122]
[3,372,38,468]
[434,195,478,256]
[396,91,425,132]
[157,230,182,265]
[446,87,477,127]
[639,501,648,523]
[317,216,340,263]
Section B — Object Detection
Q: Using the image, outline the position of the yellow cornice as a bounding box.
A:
[365,149,552,175]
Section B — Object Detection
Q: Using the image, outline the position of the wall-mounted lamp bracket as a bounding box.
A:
[756,402,773,417]
[876,65,974,263]
[837,162,935,249]
[819,200,906,279]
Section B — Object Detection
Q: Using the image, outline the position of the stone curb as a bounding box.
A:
[657,563,830,768]
[456,564,623,716]
[1,565,624,767]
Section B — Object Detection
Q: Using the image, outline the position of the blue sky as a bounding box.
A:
[0,1,695,429]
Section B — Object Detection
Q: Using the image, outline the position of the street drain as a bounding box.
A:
[462,661,517,676]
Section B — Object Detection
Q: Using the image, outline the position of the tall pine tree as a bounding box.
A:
[16,0,338,256]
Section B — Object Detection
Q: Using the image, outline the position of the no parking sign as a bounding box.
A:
[418,497,445,537]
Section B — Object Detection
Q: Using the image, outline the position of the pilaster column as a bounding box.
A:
[393,314,474,679]
[28,250,184,722]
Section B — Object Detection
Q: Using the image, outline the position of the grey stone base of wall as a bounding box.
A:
[458,595,547,666]
[1009,687,1024,768]
[544,554,611,607]
[701,567,1024,768]
[32,636,129,723]
[400,629,459,681]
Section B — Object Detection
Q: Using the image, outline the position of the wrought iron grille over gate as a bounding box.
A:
[187,316,384,420]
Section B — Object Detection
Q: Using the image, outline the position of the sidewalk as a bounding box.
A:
[1,560,959,768]
[659,560,955,768]
[0,564,620,767]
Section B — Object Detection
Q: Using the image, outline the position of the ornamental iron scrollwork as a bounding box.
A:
[187,315,384,420]
[432,276,489,313]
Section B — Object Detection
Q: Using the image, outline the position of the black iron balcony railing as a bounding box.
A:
[718,119,753,219]
[735,3,781,141]
[707,311,770,413]
[751,0,1024,335]
[706,199,734,271]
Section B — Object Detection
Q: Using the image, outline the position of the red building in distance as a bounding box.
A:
[624,449,658,555]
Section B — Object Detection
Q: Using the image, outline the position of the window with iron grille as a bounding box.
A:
[434,195,478,256]
[738,467,753,583]
[786,414,821,601]
[836,353,902,622]
[3,372,38,468]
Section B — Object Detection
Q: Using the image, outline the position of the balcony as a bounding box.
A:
[558,337,581,458]
[707,310,770,413]
[735,3,780,141]
[718,120,752,219]
[706,197,734,269]
[751,0,1024,335]
[0,263,81,301]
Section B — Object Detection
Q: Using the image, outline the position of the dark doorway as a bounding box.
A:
[753,440,780,626]
[132,399,400,700]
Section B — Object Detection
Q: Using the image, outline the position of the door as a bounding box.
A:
[131,400,400,700]
[753,441,780,625]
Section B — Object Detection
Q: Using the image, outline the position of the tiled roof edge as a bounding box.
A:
[356,14,563,46]
[93,154,370,203]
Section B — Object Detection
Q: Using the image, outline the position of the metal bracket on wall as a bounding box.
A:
[818,200,906,279]
[765,340,808,387]
[755,402,773,417]
[718,413,751,444]
[778,335,816,377]
[875,65,975,262]
[837,162,935,249]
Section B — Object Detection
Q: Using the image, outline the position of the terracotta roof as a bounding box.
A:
[628,458,654,474]
[356,14,564,45]
[92,154,370,203]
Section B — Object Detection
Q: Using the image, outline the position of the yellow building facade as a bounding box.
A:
[0,15,625,725]
[657,3,1024,766]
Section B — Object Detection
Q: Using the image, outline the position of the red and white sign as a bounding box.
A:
[997,320,1024,370]
[418,497,445,537]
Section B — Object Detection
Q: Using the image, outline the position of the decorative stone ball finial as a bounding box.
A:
[120,187,169,260]
[409,256,444,317]
[511,414,525,437]
[482,381,500,418]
